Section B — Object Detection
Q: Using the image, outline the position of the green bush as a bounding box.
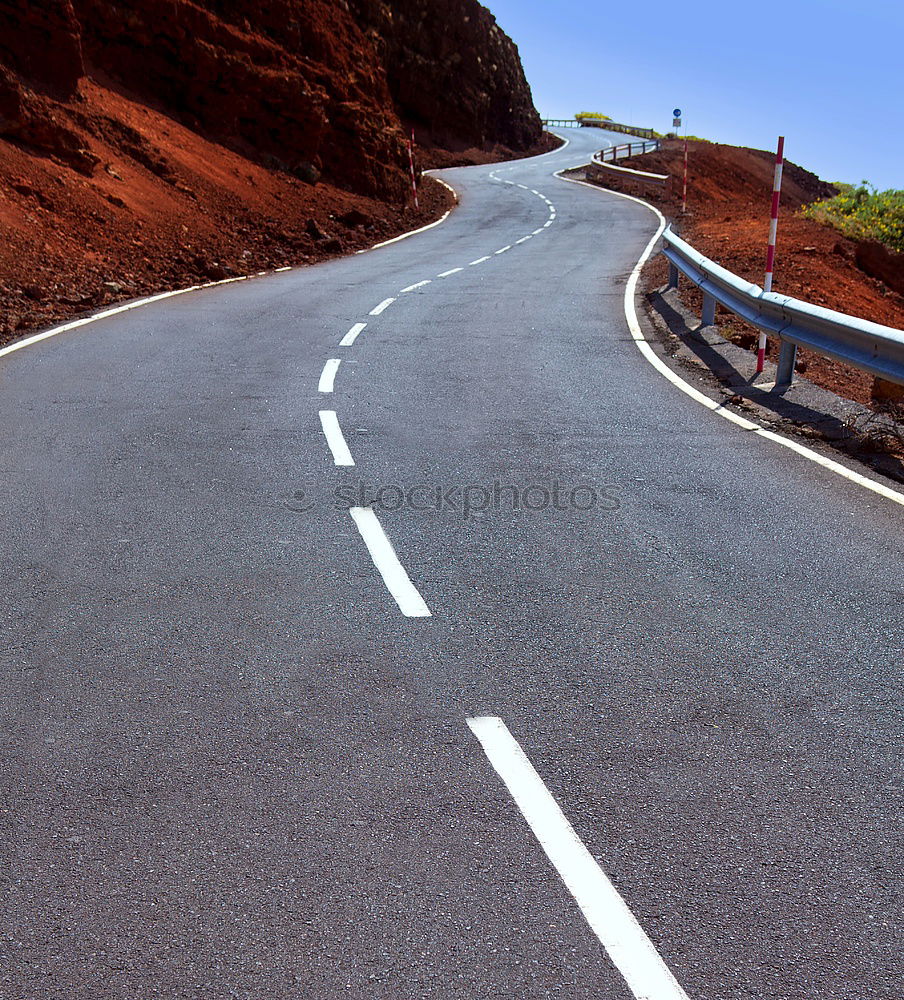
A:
[802,182,904,253]
[575,112,612,122]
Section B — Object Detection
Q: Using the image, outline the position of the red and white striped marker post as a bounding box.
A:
[407,130,419,211]
[758,135,785,372]
[681,137,688,214]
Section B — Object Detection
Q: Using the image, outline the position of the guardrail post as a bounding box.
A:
[774,340,797,388]
[667,262,679,290]
[701,293,716,326]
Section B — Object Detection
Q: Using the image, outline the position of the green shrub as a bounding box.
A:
[575,112,612,122]
[802,182,904,253]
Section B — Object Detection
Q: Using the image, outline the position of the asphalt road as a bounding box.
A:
[1,126,901,999]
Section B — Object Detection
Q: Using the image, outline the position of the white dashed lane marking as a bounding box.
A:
[370,297,396,316]
[470,256,491,266]
[349,507,432,618]
[495,246,511,255]
[437,267,464,278]
[318,359,341,393]
[468,717,691,1000]
[319,410,355,466]
[401,280,432,293]
[340,322,366,347]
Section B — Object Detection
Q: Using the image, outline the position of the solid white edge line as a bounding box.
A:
[318,358,341,393]
[348,507,431,618]
[470,256,491,266]
[437,267,464,278]
[467,717,690,1000]
[0,277,248,362]
[370,297,396,316]
[427,176,460,202]
[495,246,511,255]
[318,410,354,466]
[555,169,904,509]
[401,280,432,293]
[340,322,367,347]
[358,177,459,253]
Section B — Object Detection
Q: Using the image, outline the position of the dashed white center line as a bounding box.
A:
[370,297,396,316]
[318,358,341,393]
[401,280,432,293]
[349,507,431,618]
[495,245,511,254]
[469,256,491,266]
[340,322,367,346]
[543,220,553,228]
[532,228,545,236]
[530,189,540,195]
[437,267,464,278]
[318,410,355,466]
[467,717,690,1000]
[515,236,532,244]
[517,183,529,190]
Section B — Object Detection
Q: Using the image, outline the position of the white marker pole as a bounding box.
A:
[758,135,785,373]
[682,136,688,215]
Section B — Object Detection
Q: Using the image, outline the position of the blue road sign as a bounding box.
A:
[673,108,682,118]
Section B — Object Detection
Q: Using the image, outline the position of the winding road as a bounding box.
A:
[1,127,901,999]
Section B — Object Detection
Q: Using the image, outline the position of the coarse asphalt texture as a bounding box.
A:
[1,127,901,999]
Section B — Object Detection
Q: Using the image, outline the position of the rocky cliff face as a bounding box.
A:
[348,0,542,151]
[0,0,84,96]
[0,0,541,200]
[71,0,409,198]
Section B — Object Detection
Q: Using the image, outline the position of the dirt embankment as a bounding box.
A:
[611,140,904,407]
[0,0,544,345]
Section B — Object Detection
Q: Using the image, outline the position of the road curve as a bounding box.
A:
[1,127,901,1000]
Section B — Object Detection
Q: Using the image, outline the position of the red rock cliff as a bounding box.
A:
[0,0,541,199]
[348,0,542,151]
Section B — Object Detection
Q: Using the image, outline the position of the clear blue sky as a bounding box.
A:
[485,0,903,189]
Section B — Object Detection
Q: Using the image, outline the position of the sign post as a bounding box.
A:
[672,109,687,214]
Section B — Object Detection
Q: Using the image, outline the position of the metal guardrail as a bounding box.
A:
[596,140,660,161]
[594,141,664,174]
[662,227,904,388]
[579,119,656,140]
[541,119,656,139]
